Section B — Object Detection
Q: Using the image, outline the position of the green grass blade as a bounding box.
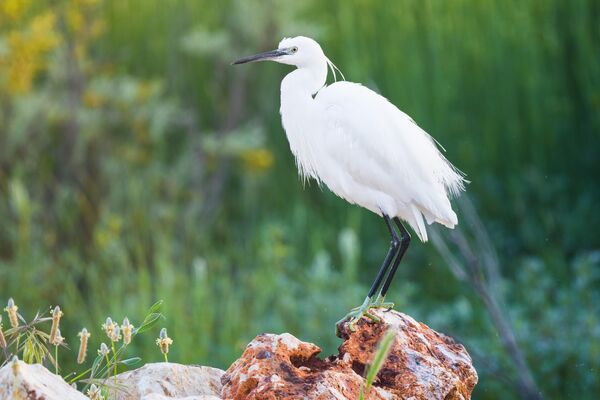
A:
[363,330,395,393]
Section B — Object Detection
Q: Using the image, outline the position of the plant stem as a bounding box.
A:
[163,353,168,363]
[54,345,58,374]
[67,367,92,384]
[111,342,117,380]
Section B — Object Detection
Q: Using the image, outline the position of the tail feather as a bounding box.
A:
[407,205,428,242]
[418,205,457,228]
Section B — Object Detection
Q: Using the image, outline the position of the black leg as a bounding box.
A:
[336,214,406,335]
[367,214,401,298]
[379,218,411,297]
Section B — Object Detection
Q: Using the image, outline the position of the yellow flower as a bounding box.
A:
[1,11,61,94]
[83,91,105,108]
[240,148,274,172]
[64,0,104,60]
[0,0,30,23]
[66,7,84,34]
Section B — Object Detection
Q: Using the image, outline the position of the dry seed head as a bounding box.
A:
[159,327,168,339]
[49,305,63,345]
[4,298,19,328]
[102,317,116,338]
[98,342,110,357]
[77,328,91,364]
[11,355,19,374]
[156,328,173,354]
[53,328,65,345]
[121,317,134,345]
[0,316,6,349]
[87,383,102,400]
[109,324,121,342]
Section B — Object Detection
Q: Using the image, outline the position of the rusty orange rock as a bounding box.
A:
[221,309,478,400]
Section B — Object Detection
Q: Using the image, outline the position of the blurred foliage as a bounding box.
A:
[0,0,598,399]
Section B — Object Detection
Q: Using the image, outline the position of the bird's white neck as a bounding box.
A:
[279,62,328,181]
[281,60,328,96]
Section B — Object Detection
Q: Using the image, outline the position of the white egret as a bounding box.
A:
[233,36,466,332]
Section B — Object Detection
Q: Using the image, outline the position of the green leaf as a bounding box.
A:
[119,357,142,366]
[135,300,164,335]
[364,330,395,392]
[89,353,104,381]
[148,300,164,315]
[358,389,365,400]
[135,313,163,334]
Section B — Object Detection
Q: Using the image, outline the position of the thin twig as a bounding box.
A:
[431,195,543,400]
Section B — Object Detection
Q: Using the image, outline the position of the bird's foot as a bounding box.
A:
[371,294,394,310]
[336,297,382,337]
[348,294,394,311]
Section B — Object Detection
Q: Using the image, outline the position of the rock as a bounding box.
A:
[142,395,220,400]
[0,311,477,400]
[221,309,478,400]
[338,309,478,399]
[0,357,87,400]
[111,362,224,400]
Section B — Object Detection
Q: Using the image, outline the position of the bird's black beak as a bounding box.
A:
[232,49,287,65]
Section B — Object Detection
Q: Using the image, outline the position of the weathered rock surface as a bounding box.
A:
[111,362,224,400]
[141,395,220,400]
[221,309,478,400]
[0,310,477,399]
[0,358,87,400]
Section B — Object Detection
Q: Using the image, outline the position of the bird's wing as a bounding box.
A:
[315,82,465,232]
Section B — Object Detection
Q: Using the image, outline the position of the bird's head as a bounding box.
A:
[232,36,325,68]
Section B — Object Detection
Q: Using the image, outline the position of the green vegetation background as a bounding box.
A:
[0,0,598,398]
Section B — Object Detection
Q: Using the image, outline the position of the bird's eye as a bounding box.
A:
[291,46,298,54]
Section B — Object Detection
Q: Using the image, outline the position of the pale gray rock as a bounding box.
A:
[0,358,87,400]
[110,362,224,400]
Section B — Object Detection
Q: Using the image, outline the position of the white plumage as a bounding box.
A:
[234,35,467,329]
[274,36,465,241]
